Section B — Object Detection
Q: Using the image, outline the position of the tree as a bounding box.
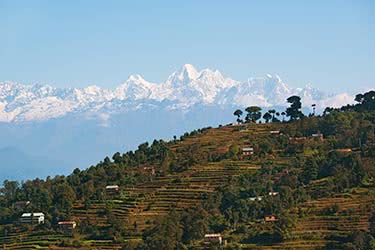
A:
[301,158,319,184]
[245,106,262,123]
[355,90,375,111]
[181,206,209,243]
[263,112,272,123]
[311,104,316,116]
[143,210,184,250]
[268,109,276,118]
[269,109,280,122]
[1,180,19,206]
[281,112,286,122]
[233,109,243,124]
[369,212,375,237]
[112,152,122,164]
[53,183,76,212]
[285,96,304,121]
[226,144,240,160]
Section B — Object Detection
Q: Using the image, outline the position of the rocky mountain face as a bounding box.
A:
[0,64,353,123]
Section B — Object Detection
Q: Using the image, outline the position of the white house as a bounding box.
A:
[242,147,254,155]
[106,185,120,195]
[20,212,45,224]
[249,196,263,201]
[204,234,223,245]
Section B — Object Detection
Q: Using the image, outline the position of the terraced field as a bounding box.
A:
[71,160,261,234]
[1,121,374,249]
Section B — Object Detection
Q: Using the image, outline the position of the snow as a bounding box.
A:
[0,64,356,122]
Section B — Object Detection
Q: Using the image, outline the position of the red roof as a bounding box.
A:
[58,221,76,225]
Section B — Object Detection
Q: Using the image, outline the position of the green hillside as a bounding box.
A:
[1,91,375,250]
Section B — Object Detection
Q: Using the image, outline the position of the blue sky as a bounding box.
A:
[1,0,374,92]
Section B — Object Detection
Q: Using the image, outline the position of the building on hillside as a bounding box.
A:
[270,130,280,135]
[268,192,279,196]
[20,212,45,224]
[143,166,156,176]
[249,196,262,201]
[13,201,31,211]
[58,221,77,233]
[242,147,254,156]
[264,215,277,222]
[105,185,120,195]
[204,234,223,246]
[289,137,307,144]
[311,133,324,141]
[334,148,352,153]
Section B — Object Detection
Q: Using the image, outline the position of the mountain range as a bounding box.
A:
[0,64,357,182]
[0,64,354,123]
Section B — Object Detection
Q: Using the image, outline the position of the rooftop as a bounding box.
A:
[204,234,222,238]
[242,147,254,151]
[58,221,76,225]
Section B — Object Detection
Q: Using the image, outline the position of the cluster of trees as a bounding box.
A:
[234,90,375,124]
[233,95,305,124]
[139,207,212,250]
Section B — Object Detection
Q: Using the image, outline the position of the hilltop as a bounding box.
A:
[0,91,374,250]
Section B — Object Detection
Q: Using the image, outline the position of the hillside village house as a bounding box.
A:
[20,212,45,224]
[270,130,280,135]
[334,148,352,153]
[58,221,77,233]
[242,147,254,156]
[204,234,223,246]
[311,133,324,141]
[289,137,307,144]
[13,201,30,211]
[265,215,277,222]
[249,196,262,201]
[106,185,120,195]
[268,191,279,196]
[143,166,156,176]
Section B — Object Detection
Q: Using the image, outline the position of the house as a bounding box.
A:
[335,148,352,153]
[58,221,77,233]
[268,192,279,196]
[105,185,120,195]
[289,137,307,144]
[264,215,277,222]
[143,166,156,176]
[270,130,280,135]
[14,201,31,211]
[204,234,223,245]
[242,147,254,156]
[20,212,45,224]
[311,133,324,141]
[249,196,262,201]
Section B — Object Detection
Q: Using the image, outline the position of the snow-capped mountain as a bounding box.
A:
[0,64,354,122]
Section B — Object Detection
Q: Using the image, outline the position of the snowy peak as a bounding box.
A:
[181,64,199,79]
[114,74,157,100]
[0,64,355,122]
